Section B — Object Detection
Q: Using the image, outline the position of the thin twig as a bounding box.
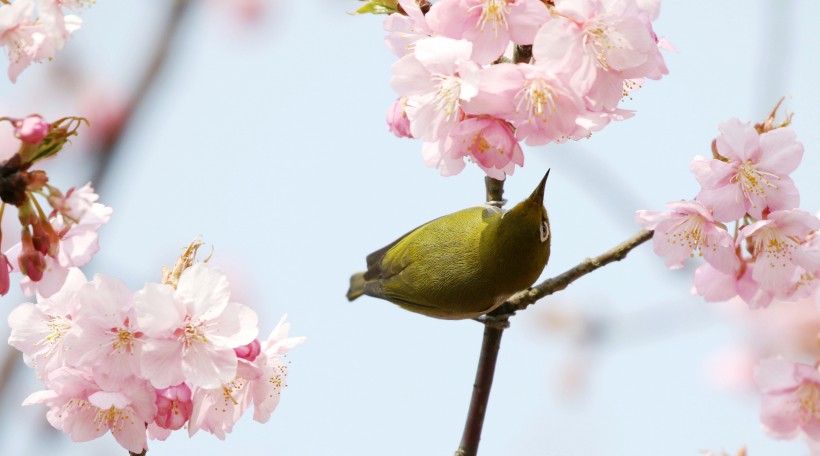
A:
[490,229,653,317]
[0,347,19,401]
[90,0,193,189]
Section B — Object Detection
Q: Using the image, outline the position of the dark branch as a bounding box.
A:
[90,0,193,189]
[455,323,505,456]
[489,229,654,317]
[484,176,504,203]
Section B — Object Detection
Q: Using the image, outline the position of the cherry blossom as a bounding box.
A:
[449,116,523,179]
[636,200,739,274]
[427,0,549,64]
[738,210,820,295]
[691,118,803,222]
[391,36,480,142]
[532,0,667,111]
[755,358,820,441]
[384,0,432,57]
[0,0,83,82]
[136,263,259,389]
[188,315,304,437]
[7,268,87,377]
[23,367,156,454]
[421,139,468,176]
[63,274,143,381]
[466,63,586,146]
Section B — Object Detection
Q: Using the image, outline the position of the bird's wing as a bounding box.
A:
[363,205,501,274]
[362,215,445,281]
[364,204,504,281]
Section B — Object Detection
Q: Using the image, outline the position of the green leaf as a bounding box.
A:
[353,0,399,15]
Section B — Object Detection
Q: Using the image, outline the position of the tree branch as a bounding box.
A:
[90,0,193,189]
[455,322,505,456]
[489,228,654,318]
[456,178,654,456]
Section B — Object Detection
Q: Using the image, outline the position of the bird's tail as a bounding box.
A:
[346,272,366,301]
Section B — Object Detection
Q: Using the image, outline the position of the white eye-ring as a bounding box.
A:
[539,220,549,242]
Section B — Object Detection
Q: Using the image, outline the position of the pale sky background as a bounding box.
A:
[1,1,820,455]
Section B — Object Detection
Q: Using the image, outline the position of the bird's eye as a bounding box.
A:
[539,220,549,242]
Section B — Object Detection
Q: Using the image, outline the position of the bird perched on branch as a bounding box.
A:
[347,171,552,319]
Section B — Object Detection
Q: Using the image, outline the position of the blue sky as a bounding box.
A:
[2,1,820,455]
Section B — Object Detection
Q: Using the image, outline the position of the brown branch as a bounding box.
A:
[456,179,655,456]
[490,228,654,317]
[455,322,506,456]
[0,347,20,401]
[90,0,193,189]
[484,176,504,203]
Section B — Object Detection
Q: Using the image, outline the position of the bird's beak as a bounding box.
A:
[528,169,550,205]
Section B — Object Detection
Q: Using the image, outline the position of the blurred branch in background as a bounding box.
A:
[91,0,193,189]
[540,298,718,398]
[0,0,195,436]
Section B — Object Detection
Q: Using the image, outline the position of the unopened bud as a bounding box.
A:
[234,339,262,362]
[18,230,45,282]
[386,97,413,139]
[154,384,193,431]
[0,254,10,296]
[14,115,50,144]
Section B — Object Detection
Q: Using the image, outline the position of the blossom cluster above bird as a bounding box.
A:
[372,0,669,179]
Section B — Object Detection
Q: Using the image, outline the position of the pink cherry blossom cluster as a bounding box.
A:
[378,0,668,179]
[703,291,820,451]
[0,115,109,298]
[637,104,820,309]
[9,254,304,453]
[754,358,820,448]
[0,0,91,82]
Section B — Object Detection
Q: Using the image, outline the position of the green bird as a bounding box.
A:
[347,171,551,320]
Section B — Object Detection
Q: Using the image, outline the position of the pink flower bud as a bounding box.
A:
[30,220,51,255]
[18,230,45,282]
[154,384,193,431]
[14,115,50,145]
[386,97,413,139]
[234,338,261,361]
[0,254,10,295]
